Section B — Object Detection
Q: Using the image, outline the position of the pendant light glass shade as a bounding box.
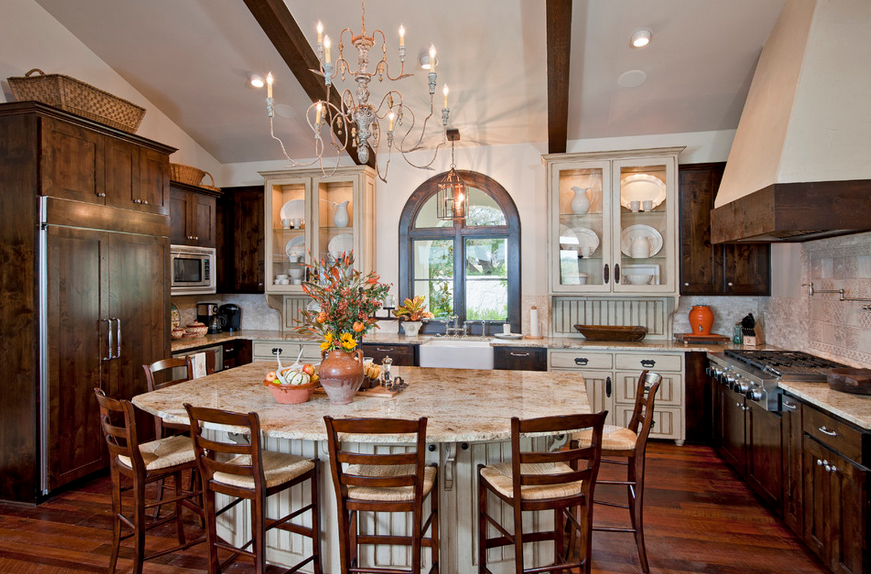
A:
[437,130,468,221]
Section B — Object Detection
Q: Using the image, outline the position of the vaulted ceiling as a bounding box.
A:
[34,0,787,164]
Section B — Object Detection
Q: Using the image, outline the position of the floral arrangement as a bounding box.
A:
[393,295,434,322]
[297,252,390,353]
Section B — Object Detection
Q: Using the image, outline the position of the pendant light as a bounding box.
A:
[437,129,468,221]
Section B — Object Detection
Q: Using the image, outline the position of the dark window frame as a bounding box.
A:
[398,170,521,334]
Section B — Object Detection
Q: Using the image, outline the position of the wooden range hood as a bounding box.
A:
[711,0,871,244]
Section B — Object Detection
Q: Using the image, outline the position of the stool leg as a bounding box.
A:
[132,478,147,574]
[173,471,187,546]
[477,469,487,574]
[108,468,122,574]
[631,456,650,573]
[204,489,220,574]
[310,462,322,574]
[253,493,267,574]
[430,483,440,573]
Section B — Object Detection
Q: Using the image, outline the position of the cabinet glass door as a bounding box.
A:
[314,177,355,264]
[613,158,674,292]
[552,162,611,292]
[269,179,308,292]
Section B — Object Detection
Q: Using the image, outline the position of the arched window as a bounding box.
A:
[398,171,521,335]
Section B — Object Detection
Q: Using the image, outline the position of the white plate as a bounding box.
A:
[620,174,666,210]
[573,227,599,252]
[285,235,306,259]
[620,224,663,258]
[621,263,660,285]
[279,199,305,221]
[328,233,354,258]
[558,224,578,250]
[494,333,524,340]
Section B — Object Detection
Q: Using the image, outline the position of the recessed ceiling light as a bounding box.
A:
[249,73,265,88]
[418,52,439,70]
[630,28,652,48]
[618,69,647,88]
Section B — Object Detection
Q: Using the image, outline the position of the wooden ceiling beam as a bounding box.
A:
[546,0,572,154]
[243,0,374,168]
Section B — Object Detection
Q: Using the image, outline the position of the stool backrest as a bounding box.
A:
[94,387,144,474]
[323,416,428,503]
[627,370,662,451]
[185,350,217,380]
[511,411,607,501]
[143,358,189,392]
[184,404,266,494]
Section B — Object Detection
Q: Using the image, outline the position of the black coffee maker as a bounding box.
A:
[219,304,242,332]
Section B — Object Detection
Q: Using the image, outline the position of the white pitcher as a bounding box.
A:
[630,235,652,258]
[333,200,350,227]
[570,186,591,214]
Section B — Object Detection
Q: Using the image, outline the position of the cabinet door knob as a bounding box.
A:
[133,198,142,204]
[727,282,733,287]
[684,282,689,287]
[142,200,149,205]
[97,192,106,198]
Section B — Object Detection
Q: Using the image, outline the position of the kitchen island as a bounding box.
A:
[133,362,590,574]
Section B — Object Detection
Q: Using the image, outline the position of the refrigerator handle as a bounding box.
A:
[103,319,113,361]
[111,317,121,359]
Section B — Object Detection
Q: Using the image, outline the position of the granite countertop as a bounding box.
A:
[779,381,871,430]
[171,329,736,354]
[132,362,590,443]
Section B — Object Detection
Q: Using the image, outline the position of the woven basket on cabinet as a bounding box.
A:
[7,69,145,133]
[169,163,206,186]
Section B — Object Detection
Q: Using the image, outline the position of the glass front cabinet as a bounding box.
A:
[261,166,376,294]
[545,147,683,295]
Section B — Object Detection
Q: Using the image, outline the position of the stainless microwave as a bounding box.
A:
[171,245,216,295]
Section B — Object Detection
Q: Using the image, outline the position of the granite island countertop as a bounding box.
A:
[171,329,741,354]
[779,381,871,430]
[132,361,590,443]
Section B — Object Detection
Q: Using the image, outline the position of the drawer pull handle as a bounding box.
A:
[510,352,530,357]
[783,401,797,411]
[641,359,656,368]
[818,426,837,437]
[375,347,394,352]
[272,347,283,356]
[574,357,589,366]
[605,376,612,398]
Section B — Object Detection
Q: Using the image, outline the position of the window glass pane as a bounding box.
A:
[414,195,454,229]
[465,187,506,226]
[465,238,507,321]
[412,239,454,318]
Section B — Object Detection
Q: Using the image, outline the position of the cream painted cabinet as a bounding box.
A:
[548,349,685,445]
[251,340,323,363]
[544,147,683,295]
[260,166,376,295]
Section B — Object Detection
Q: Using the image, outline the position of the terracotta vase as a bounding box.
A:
[267,381,316,404]
[689,305,715,335]
[319,349,364,405]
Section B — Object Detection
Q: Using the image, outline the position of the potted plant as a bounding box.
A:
[394,295,434,337]
[297,252,390,404]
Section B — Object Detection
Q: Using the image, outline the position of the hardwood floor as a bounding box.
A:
[0,443,827,574]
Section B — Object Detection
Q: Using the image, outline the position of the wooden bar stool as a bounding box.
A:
[574,370,662,573]
[94,388,204,574]
[323,416,439,574]
[185,403,322,574]
[477,411,606,574]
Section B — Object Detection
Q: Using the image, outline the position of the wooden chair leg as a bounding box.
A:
[153,477,166,519]
[554,507,565,572]
[132,480,147,574]
[204,489,220,574]
[253,494,267,574]
[632,457,650,573]
[108,469,122,574]
[310,463,322,574]
[477,469,488,574]
[431,484,440,573]
[173,471,187,546]
[513,504,524,574]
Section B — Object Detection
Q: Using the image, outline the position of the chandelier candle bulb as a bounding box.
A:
[324,35,331,64]
[429,44,437,71]
[399,25,405,46]
[443,85,448,109]
[317,21,323,43]
[315,102,322,126]
[266,72,273,98]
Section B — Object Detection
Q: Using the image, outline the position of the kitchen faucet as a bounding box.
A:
[445,314,463,337]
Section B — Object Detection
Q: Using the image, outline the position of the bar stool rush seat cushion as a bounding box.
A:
[94,388,204,574]
[185,404,321,574]
[478,411,607,574]
[574,370,662,573]
[324,416,439,574]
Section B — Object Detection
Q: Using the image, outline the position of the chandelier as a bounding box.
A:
[264,1,450,181]
[437,129,468,221]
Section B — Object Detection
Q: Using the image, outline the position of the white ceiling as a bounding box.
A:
[34,0,787,165]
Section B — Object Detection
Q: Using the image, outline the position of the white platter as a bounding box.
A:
[558,224,577,250]
[493,333,524,340]
[328,233,354,258]
[620,174,666,210]
[285,235,306,259]
[621,263,661,285]
[620,224,663,258]
[279,199,305,222]
[573,227,599,252]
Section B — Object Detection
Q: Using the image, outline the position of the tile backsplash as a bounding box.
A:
[172,294,279,331]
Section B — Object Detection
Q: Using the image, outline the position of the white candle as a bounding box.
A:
[388,111,395,131]
[315,102,323,126]
[399,25,405,47]
[317,21,323,44]
[324,35,331,64]
[443,85,449,109]
[429,44,437,71]
[266,72,273,98]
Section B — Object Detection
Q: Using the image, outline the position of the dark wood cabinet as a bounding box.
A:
[715,384,747,476]
[222,339,253,370]
[170,182,219,248]
[745,401,783,510]
[494,346,546,371]
[802,405,868,574]
[217,186,265,293]
[679,163,770,296]
[781,395,804,536]
[360,343,416,366]
[0,102,174,503]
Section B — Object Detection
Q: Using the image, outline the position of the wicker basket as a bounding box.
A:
[7,69,145,133]
[170,163,206,186]
[201,171,221,192]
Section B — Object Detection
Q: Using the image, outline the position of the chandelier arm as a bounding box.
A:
[268,116,322,169]
[392,103,441,155]
[397,137,449,170]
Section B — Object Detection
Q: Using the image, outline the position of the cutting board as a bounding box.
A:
[312,383,402,399]
[673,332,731,345]
[827,369,871,395]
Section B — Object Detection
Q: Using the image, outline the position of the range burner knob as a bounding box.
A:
[746,389,763,402]
[734,380,750,393]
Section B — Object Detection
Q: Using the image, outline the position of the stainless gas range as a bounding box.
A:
[707,350,848,411]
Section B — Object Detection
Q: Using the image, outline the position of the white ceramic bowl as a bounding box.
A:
[578,272,589,285]
[624,273,653,285]
[288,267,304,279]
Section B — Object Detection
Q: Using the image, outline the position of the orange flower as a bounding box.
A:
[317,312,328,324]
[353,321,365,332]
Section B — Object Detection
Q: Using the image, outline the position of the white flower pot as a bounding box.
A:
[403,321,422,337]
